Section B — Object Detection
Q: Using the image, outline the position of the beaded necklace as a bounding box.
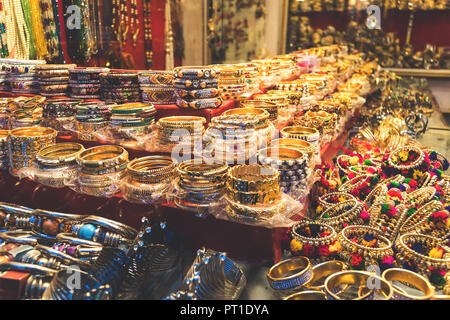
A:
[39,0,62,62]
[130,0,139,47]
[143,0,152,67]
[30,0,48,59]
[8,0,30,59]
[0,0,10,58]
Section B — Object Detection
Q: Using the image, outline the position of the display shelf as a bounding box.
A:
[383,68,450,78]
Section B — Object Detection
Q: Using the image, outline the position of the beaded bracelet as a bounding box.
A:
[174,66,218,79]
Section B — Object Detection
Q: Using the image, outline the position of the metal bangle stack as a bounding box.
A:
[225,164,283,222]
[258,146,310,194]
[213,64,247,101]
[7,96,46,128]
[7,60,46,94]
[156,116,206,152]
[109,103,156,140]
[173,66,222,110]
[100,72,141,103]
[203,108,271,165]
[241,100,278,121]
[174,160,228,214]
[36,64,76,97]
[138,70,176,105]
[75,102,113,141]
[34,143,85,188]
[122,155,178,204]
[69,67,110,99]
[7,127,57,176]
[42,99,81,136]
[76,145,129,197]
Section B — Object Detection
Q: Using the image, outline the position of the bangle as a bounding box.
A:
[176,97,222,110]
[175,88,220,99]
[140,87,176,104]
[173,66,218,79]
[36,143,85,168]
[138,70,174,85]
[126,155,177,184]
[267,256,313,291]
[324,271,393,300]
[291,221,337,247]
[227,164,280,193]
[271,139,316,159]
[382,268,435,300]
[388,145,426,171]
[317,192,355,211]
[317,199,364,231]
[284,291,327,300]
[240,100,278,120]
[158,116,206,127]
[172,78,218,89]
[76,145,129,171]
[280,126,320,144]
[0,230,38,246]
[399,200,445,236]
[304,260,347,291]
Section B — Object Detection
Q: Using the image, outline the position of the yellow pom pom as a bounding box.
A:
[328,180,337,189]
[349,156,360,166]
[316,206,324,214]
[399,150,409,162]
[290,239,304,252]
[429,247,444,259]
[329,240,342,254]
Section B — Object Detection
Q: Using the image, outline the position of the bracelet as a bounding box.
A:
[76,145,129,170]
[175,88,220,99]
[240,100,278,120]
[36,143,85,167]
[284,291,327,300]
[382,268,435,300]
[267,256,313,291]
[280,126,320,144]
[127,155,177,184]
[176,97,222,110]
[172,78,218,89]
[32,209,84,239]
[324,271,393,300]
[138,70,174,85]
[173,66,218,79]
[227,164,280,193]
[304,260,347,291]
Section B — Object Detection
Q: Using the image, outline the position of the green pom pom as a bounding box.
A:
[407,208,417,217]
[429,273,446,287]
[381,204,391,214]
[404,178,412,184]
[323,214,330,219]
[391,182,400,187]
[364,159,372,166]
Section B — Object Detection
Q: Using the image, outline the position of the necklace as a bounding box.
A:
[143,0,152,67]
[0,0,10,58]
[130,0,139,47]
[39,0,62,62]
[8,0,30,59]
[165,0,174,70]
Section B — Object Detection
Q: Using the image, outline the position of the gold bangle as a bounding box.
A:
[324,271,393,300]
[9,127,57,141]
[280,126,320,143]
[271,138,316,158]
[223,107,270,122]
[267,256,313,291]
[304,261,347,291]
[382,268,435,300]
[36,143,85,166]
[227,164,280,193]
[76,145,129,171]
[127,155,177,184]
[284,291,327,300]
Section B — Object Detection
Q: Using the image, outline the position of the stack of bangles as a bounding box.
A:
[240,100,278,121]
[173,66,222,110]
[36,64,76,97]
[225,164,283,222]
[100,72,141,103]
[69,67,110,99]
[7,127,57,176]
[280,126,320,149]
[109,103,156,139]
[42,99,81,135]
[213,64,247,101]
[157,116,206,150]
[75,102,113,141]
[0,129,8,170]
[258,147,309,193]
[175,160,228,212]
[122,155,178,204]
[34,143,85,188]
[203,108,271,164]
[138,70,176,105]
[254,93,290,116]
[75,145,129,197]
